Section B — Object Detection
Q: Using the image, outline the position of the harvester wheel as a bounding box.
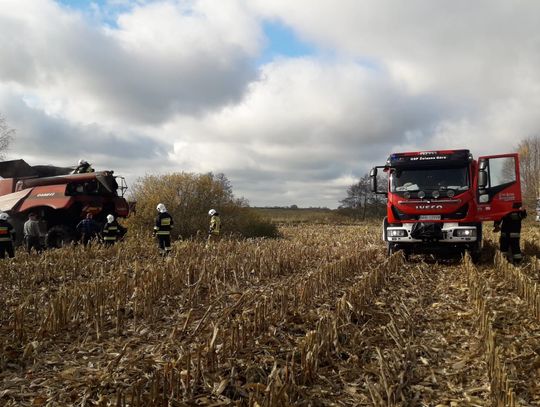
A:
[46,226,74,248]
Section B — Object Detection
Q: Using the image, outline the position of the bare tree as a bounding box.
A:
[339,173,386,220]
[517,136,540,207]
[0,114,15,160]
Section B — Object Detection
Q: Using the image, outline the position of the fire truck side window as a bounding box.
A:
[487,157,516,188]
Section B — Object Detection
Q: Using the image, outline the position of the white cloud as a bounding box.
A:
[0,0,261,126]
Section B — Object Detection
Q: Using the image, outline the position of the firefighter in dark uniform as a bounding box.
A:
[494,209,527,263]
[102,214,124,245]
[74,159,94,174]
[154,203,173,255]
[0,212,16,259]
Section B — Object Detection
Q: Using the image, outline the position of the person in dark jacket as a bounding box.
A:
[23,212,43,253]
[76,213,100,246]
[154,203,174,255]
[494,209,527,263]
[102,214,125,245]
[0,212,16,259]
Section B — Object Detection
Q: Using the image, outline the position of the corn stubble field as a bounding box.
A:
[2,222,540,406]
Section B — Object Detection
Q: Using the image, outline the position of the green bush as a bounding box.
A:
[126,172,279,239]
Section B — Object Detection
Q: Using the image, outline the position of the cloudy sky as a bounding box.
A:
[1,0,540,207]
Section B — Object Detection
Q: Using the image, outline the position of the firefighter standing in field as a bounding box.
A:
[207,209,221,245]
[154,203,174,255]
[102,214,124,245]
[494,209,527,264]
[0,212,16,259]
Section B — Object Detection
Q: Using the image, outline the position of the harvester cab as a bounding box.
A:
[0,159,130,247]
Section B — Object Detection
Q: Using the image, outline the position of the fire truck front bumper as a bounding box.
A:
[385,222,479,244]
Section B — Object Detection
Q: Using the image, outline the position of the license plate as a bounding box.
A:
[419,215,441,220]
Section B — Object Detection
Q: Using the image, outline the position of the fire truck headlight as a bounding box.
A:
[454,228,477,237]
[418,191,426,199]
[432,190,440,198]
[389,229,407,237]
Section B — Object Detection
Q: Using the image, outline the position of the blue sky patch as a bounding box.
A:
[55,0,128,27]
[260,20,315,64]
[56,0,108,9]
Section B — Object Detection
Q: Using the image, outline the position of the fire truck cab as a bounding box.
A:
[370,149,522,259]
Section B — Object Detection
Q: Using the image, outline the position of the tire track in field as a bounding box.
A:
[406,259,490,405]
[311,255,491,406]
[475,253,540,405]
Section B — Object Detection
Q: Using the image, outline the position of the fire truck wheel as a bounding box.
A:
[46,226,74,248]
[468,244,481,264]
[387,243,410,260]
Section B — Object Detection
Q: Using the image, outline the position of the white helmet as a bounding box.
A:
[0,212,8,221]
[208,209,216,216]
[156,203,167,213]
[106,214,115,223]
[78,159,88,166]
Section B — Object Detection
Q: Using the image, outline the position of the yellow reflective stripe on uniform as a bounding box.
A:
[104,236,117,240]
[509,233,521,238]
[513,253,523,259]
[210,216,221,233]
[156,231,170,235]
[160,218,171,226]
[0,237,12,242]
[108,227,118,231]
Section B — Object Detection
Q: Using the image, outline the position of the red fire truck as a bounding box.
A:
[369,150,523,259]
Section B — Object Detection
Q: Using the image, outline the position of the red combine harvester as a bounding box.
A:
[370,150,523,259]
[0,159,129,247]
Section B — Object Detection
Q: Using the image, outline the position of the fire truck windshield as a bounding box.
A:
[391,167,469,193]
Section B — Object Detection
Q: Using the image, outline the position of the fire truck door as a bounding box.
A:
[477,154,522,221]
